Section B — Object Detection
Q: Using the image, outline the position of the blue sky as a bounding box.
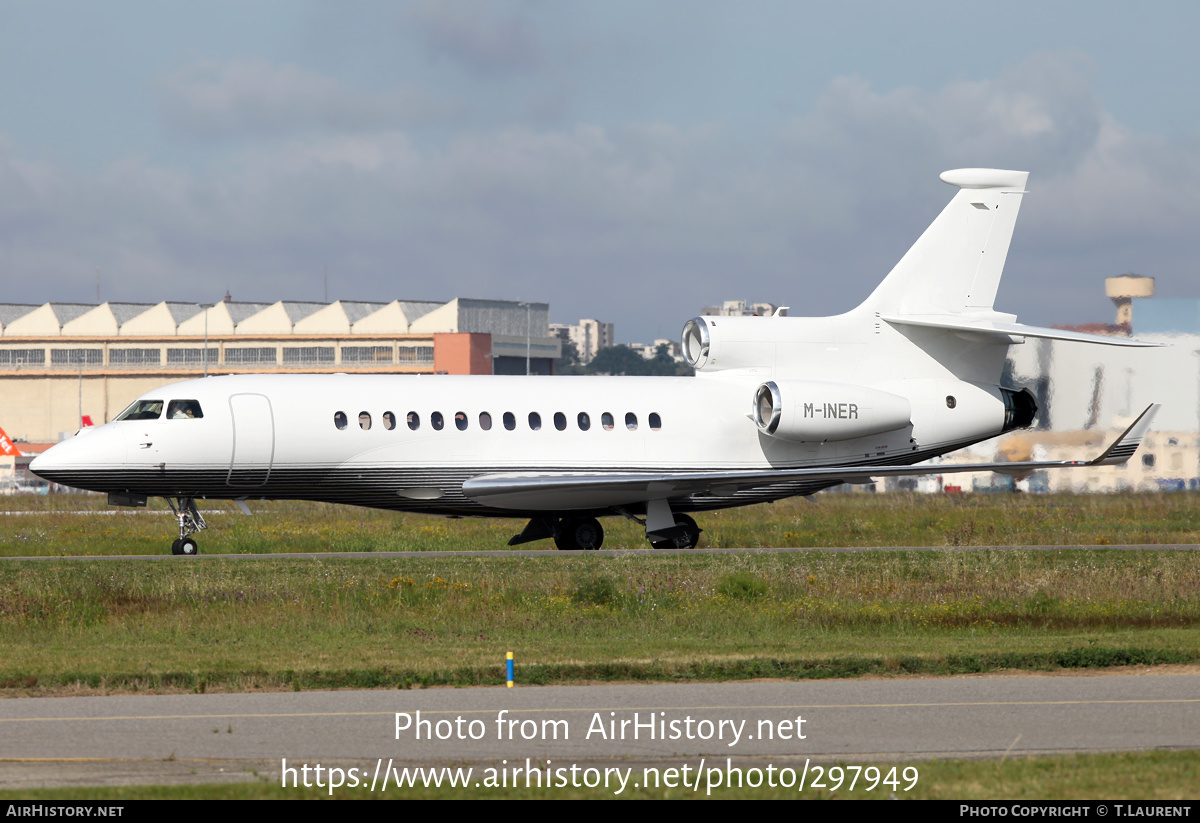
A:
[2,1,1198,342]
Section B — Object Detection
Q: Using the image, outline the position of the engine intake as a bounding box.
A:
[752,380,912,442]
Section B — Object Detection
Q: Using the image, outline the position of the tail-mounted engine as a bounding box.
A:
[1000,387,1037,432]
[682,315,799,372]
[752,380,912,442]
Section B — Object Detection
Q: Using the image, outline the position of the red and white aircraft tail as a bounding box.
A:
[0,425,19,457]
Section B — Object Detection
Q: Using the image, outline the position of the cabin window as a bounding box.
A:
[334,411,348,430]
[625,412,638,430]
[167,400,203,420]
[383,411,396,431]
[528,412,542,431]
[359,412,372,430]
[578,412,590,431]
[432,412,444,431]
[407,412,420,431]
[479,412,493,431]
[554,412,567,431]
[503,412,516,431]
[118,400,164,421]
[601,412,614,430]
[649,413,661,430]
[455,411,468,431]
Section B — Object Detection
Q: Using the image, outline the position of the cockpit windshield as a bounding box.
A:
[116,400,164,421]
[167,400,203,419]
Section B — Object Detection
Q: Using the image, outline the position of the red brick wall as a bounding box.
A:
[433,333,493,374]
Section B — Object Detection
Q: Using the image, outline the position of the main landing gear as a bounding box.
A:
[507,505,703,551]
[648,513,701,549]
[554,517,604,551]
[508,516,605,550]
[166,497,207,556]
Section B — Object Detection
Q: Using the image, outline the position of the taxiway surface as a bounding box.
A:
[2,673,1198,788]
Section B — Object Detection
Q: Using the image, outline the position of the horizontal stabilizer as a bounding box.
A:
[882,314,1163,347]
[462,405,1160,511]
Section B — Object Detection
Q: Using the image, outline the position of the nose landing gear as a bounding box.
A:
[166,497,207,556]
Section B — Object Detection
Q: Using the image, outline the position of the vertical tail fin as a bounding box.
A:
[860,168,1029,316]
[0,426,17,457]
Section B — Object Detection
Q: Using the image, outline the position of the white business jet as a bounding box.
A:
[31,169,1159,555]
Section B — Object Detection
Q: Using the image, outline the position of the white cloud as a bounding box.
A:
[3,52,1199,339]
[158,59,449,139]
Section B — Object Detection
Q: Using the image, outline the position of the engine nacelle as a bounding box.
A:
[752,380,912,442]
[681,315,791,372]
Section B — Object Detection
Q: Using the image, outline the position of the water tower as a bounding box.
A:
[1105,274,1154,328]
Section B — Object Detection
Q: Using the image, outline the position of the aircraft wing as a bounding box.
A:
[462,404,1159,511]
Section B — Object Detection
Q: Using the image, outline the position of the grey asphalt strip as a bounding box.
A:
[2,674,1198,789]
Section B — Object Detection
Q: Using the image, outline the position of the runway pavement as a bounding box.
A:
[2,672,1198,789]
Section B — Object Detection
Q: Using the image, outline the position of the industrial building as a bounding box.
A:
[0,297,559,444]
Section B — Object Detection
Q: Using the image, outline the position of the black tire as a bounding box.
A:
[170,539,183,556]
[649,514,701,549]
[178,537,199,556]
[554,517,604,551]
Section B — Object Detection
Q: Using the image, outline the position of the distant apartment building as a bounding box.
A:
[701,300,779,317]
[629,338,683,362]
[0,297,560,443]
[549,319,614,365]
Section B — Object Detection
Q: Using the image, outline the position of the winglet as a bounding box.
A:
[1089,404,1160,466]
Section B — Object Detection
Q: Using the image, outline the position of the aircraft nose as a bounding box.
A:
[30,426,126,488]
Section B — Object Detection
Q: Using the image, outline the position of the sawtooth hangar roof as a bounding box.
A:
[0,298,550,338]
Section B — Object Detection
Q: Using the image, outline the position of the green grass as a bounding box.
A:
[2,750,1197,799]
[2,547,1199,693]
[2,494,1198,799]
[1,491,1198,556]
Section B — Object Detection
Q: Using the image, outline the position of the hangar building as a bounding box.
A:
[0,297,558,443]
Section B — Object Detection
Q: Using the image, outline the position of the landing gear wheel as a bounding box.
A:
[649,514,701,549]
[554,517,604,551]
[171,537,199,555]
[166,497,207,556]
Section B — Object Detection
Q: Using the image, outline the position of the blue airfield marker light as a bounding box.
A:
[507,652,514,687]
